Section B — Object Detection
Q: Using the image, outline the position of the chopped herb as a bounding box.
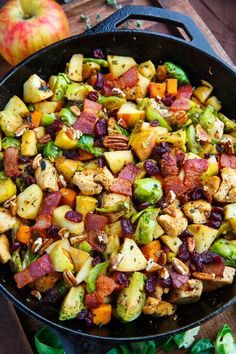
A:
[136,20,143,28]
[106,0,122,10]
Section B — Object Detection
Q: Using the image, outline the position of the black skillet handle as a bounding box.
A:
[88,5,216,57]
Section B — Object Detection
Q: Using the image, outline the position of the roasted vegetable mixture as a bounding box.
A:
[0,51,235,327]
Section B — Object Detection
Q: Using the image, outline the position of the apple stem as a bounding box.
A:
[19,0,34,18]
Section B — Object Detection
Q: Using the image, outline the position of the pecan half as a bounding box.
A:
[63,270,78,287]
[192,272,215,280]
[38,134,52,144]
[172,257,189,275]
[103,134,129,150]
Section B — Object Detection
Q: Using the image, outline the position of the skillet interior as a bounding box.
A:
[0,30,236,341]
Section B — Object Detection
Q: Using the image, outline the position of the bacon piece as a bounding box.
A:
[219,154,236,169]
[83,99,102,115]
[102,81,115,96]
[170,97,190,112]
[31,214,52,231]
[183,159,208,190]
[4,147,20,177]
[14,254,53,289]
[160,152,179,177]
[85,275,117,308]
[117,66,139,89]
[85,213,108,231]
[39,191,62,216]
[177,84,192,99]
[169,267,189,289]
[73,111,97,135]
[164,175,186,197]
[202,262,225,277]
[110,163,139,196]
[88,230,106,253]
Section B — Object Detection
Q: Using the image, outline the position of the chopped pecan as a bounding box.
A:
[63,270,78,287]
[15,125,28,137]
[172,257,189,275]
[30,290,42,300]
[110,253,124,270]
[39,239,54,255]
[32,154,43,169]
[38,134,52,144]
[192,272,215,280]
[187,237,195,253]
[31,237,43,253]
[103,134,129,150]
[172,110,188,125]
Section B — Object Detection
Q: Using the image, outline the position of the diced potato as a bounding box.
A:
[187,224,218,253]
[0,208,17,233]
[202,266,235,292]
[50,244,74,272]
[21,130,37,156]
[82,62,100,80]
[76,196,97,218]
[0,234,11,264]
[33,101,58,114]
[123,73,150,100]
[153,222,165,239]
[105,220,122,238]
[69,247,90,272]
[76,256,93,284]
[35,159,59,192]
[34,126,45,140]
[30,272,61,293]
[0,178,17,204]
[205,96,222,112]
[117,101,145,127]
[67,54,83,82]
[0,110,23,137]
[107,55,137,78]
[168,279,203,304]
[160,235,182,254]
[224,203,236,219]
[116,238,147,272]
[54,128,77,150]
[55,156,82,181]
[4,95,29,116]
[229,217,236,232]
[45,238,70,254]
[23,74,53,103]
[193,81,213,103]
[104,150,134,174]
[52,205,85,235]
[105,235,120,258]
[138,60,156,80]
[16,184,43,219]
[183,200,211,224]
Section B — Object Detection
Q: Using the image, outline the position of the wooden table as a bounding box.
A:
[0,1,235,353]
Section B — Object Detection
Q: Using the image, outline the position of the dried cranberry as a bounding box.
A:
[162,94,174,106]
[111,108,118,118]
[47,224,60,238]
[18,155,30,163]
[97,156,106,168]
[92,256,102,266]
[94,138,104,147]
[45,120,63,139]
[205,220,221,229]
[156,198,167,209]
[93,48,105,59]
[139,201,151,209]
[25,175,36,186]
[216,144,224,153]
[63,150,80,160]
[145,276,157,293]
[42,288,59,306]
[95,73,104,89]
[151,142,170,160]
[65,211,83,223]
[180,230,193,239]
[121,217,134,235]
[77,309,93,327]
[116,273,129,288]
[87,90,99,102]
[95,118,107,137]
[211,206,224,216]
[178,240,190,262]
[150,120,159,127]
[190,250,224,271]
[143,160,160,176]
[156,276,172,288]
[11,241,22,252]
[189,186,205,200]
[209,210,223,222]
[25,164,34,176]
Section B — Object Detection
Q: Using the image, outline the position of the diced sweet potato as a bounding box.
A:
[141,240,161,262]
[91,304,112,325]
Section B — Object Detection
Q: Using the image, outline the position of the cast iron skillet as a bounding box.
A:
[0,6,236,353]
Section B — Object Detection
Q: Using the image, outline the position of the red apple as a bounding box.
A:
[0,0,70,66]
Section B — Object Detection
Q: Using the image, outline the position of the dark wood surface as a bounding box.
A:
[0,1,235,353]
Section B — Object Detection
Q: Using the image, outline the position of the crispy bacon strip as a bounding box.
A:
[117,66,139,89]
[202,262,225,277]
[4,147,20,177]
[31,214,52,231]
[73,111,97,135]
[160,152,179,177]
[164,175,186,197]
[85,213,108,231]
[83,99,102,115]
[183,159,208,190]
[110,163,139,196]
[177,84,192,99]
[39,191,62,216]
[14,254,53,289]
[85,275,117,308]
[219,154,236,169]
[170,97,190,112]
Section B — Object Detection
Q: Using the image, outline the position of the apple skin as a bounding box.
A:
[0,0,70,66]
